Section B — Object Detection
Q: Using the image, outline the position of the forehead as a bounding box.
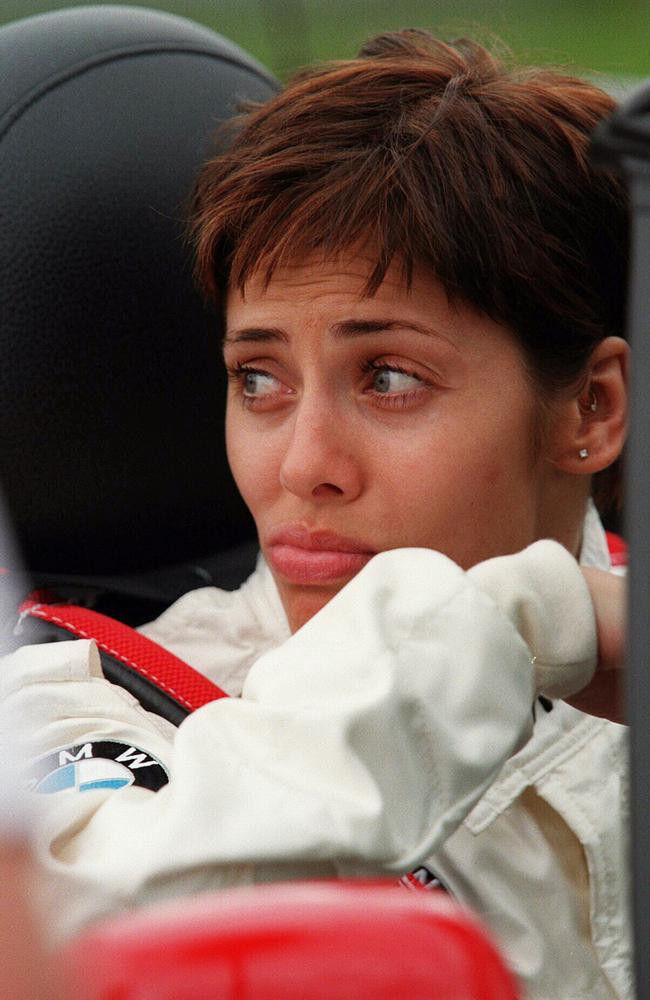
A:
[227,253,407,312]
[224,252,523,371]
[226,253,453,337]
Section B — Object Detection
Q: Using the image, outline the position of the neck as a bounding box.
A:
[537,475,591,559]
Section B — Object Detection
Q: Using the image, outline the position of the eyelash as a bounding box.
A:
[225,360,429,410]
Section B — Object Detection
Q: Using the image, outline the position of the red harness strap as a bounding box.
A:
[20,596,227,719]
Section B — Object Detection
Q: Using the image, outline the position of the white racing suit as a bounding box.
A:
[0,502,631,999]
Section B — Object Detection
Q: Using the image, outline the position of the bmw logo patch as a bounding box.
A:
[25,741,169,794]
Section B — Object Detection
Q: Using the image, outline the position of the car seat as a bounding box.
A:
[0,4,278,625]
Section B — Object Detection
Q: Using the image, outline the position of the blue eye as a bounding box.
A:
[372,367,422,394]
[242,370,278,397]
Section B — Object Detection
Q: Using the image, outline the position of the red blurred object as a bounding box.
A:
[65,881,520,999]
[605,530,628,568]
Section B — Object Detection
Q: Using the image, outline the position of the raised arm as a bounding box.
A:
[2,541,596,937]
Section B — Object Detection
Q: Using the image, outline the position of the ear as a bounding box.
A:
[552,336,629,475]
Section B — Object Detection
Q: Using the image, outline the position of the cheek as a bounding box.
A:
[399,410,526,490]
[225,406,255,510]
[467,446,529,498]
[464,415,538,509]
[225,407,280,519]
[383,407,539,557]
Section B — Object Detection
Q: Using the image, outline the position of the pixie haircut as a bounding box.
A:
[190,30,628,513]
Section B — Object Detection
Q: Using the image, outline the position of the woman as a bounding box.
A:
[2,31,629,998]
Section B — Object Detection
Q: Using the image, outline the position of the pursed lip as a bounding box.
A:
[265,523,377,584]
[266,523,377,554]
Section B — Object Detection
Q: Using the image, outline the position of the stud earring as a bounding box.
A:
[579,448,589,459]
[580,390,597,414]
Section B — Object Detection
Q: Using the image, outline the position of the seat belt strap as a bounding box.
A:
[19,595,227,726]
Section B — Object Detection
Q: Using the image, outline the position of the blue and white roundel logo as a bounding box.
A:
[26,741,169,794]
[36,756,135,794]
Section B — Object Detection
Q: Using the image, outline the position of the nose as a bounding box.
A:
[279,395,363,502]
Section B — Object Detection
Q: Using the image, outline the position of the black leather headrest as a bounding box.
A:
[0,5,278,574]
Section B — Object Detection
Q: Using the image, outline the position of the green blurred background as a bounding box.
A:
[1,0,649,84]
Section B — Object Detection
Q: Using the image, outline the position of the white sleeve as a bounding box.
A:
[0,540,596,934]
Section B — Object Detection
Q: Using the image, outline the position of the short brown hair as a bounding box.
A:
[190,30,628,514]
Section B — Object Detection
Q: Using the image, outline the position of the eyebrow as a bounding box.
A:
[329,318,445,341]
[223,327,287,345]
[224,318,453,347]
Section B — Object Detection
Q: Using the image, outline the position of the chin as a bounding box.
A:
[281,584,342,634]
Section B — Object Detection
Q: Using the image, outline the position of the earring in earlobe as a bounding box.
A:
[579,448,589,460]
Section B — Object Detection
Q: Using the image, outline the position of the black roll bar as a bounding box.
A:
[593,87,650,999]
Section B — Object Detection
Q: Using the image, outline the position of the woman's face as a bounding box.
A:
[225,254,564,632]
